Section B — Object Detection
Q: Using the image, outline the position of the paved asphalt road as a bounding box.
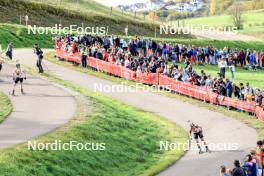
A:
[16,49,257,176]
[0,59,76,148]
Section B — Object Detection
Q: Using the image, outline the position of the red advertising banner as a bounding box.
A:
[55,48,264,121]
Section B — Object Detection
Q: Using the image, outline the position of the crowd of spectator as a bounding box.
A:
[220,140,264,176]
[54,34,264,110]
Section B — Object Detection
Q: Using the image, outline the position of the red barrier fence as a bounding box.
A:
[55,48,264,121]
[88,57,137,81]
[257,106,264,122]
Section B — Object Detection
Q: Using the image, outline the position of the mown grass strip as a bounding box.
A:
[0,92,12,123]
[0,61,187,176]
[44,51,264,142]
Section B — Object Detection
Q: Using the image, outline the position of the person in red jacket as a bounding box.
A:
[257,141,264,172]
[103,49,109,62]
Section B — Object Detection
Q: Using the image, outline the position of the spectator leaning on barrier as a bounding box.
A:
[225,79,233,98]
[53,34,264,110]
[239,83,246,100]
[255,89,264,108]
[245,82,254,99]
[199,70,207,86]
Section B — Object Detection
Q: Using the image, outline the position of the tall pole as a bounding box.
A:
[155,26,157,38]
[25,15,28,26]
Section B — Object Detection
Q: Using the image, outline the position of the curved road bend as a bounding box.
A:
[17,49,257,176]
[0,63,76,148]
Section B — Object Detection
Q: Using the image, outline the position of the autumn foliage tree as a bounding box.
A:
[252,0,264,10]
[231,1,243,30]
[209,0,217,15]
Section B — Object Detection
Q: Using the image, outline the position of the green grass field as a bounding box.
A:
[43,50,264,147]
[0,92,12,123]
[175,11,264,39]
[0,24,54,48]
[0,66,187,176]
[24,0,145,23]
[150,37,264,50]
[1,24,264,50]
[0,0,160,37]
[177,63,264,89]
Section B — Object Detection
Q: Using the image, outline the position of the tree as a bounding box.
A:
[231,1,243,30]
[252,0,264,10]
[148,11,157,23]
[209,0,217,15]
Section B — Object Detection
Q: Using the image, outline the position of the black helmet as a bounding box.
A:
[16,64,21,68]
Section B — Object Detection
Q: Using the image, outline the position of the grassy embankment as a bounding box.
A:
[44,51,264,144]
[176,62,264,89]
[176,11,264,39]
[1,24,264,50]
[0,0,186,38]
[0,59,188,176]
[0,92,12,123]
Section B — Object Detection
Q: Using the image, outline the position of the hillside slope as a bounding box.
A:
[175,10,264,40]
[0,24,263,51]
[24,0,145,23]
[0,0,164,37]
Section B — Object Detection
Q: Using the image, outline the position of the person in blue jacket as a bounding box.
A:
[243,154,258,176]
[249,51,257,70]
